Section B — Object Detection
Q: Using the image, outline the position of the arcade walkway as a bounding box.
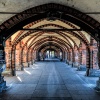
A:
[1,60,100,100]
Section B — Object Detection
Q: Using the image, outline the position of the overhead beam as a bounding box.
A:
[0,12,100,14]
[20,28,82,31]
[20,28,99,33]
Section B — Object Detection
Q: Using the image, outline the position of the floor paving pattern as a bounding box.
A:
[0,60,100,100]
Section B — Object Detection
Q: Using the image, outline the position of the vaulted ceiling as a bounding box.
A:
[0,0,100,24]
[0,0,99,52]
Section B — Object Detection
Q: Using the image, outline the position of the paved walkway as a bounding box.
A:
[0,60,100,100]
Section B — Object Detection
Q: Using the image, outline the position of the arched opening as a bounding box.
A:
[0,3,100,97]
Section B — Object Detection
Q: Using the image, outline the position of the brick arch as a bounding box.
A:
[12,22,89,47]
[38,44,64,54]
[28,36,72,48]
[20,29,78,52]
[30,38,70,61]
[34,42,66,55]
[41,46,62,53]
[4,3,99,76]
[34,23,89,44]
[40,46,62,59]
[31,42,66,61]
[0,3,100,41]
[12,18,89,45]
[21,36,70,64]
[20,31,73,53]
[30,37,69,51]
[22,37,69,63]
[28,36,72,51]
[13,24,89,49]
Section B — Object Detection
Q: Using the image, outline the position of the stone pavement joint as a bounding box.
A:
[0,59,100,100]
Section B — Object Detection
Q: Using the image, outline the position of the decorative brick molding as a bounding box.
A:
[0,3,100,41]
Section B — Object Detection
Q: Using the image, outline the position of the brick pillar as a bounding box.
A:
[73,46,79,67]
[90,47,93,69]
[95,41,100,92]
[67,52,69,64]
[20,48,24,71]
[27,48,30,67]
[67,52,69,61]
[90,37,98,69]
[86,47,91,76]
[20,42,24,71]
[31,49,33,65]
[28,48,32,65]
[72,50,75,67]
[90,37,94,69]
[87,37,99,77]
[78,42,82,66]
[22,46,28,67]
[5,37,12,71]
[98,42,100,69]
[78,49,82,65]
[15,43,22,70]
[11,46,16,76]
[32,51,35,63]
[0,36,7,92]
[65,51,68,63]
[63,51,65,61]
[69,49,72,65]
[77,49,82,70]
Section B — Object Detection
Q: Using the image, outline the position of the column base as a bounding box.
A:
[21,64,24,71]
[77,65,86,71]
[66,60,68,64]
[0,75,10,93]
[12,69,16,76]
[2,70,12,76]
[85,68,90,76]
[28,63,30,67]
[95,77,100,93]
[31,61,33,65]
[68,61,72,65]
[88,69,100,77]
[72,62,79,67]
[60,59,63,61]
[33,60,35,63]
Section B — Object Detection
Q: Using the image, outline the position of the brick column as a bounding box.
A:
[69,49,72,65]
[5,38,12,71]
[32,51,35,63]
[65,52,68,63]
[11,46,16,76]
[20,48,24,71]
[27,49,30,67]
[66,52,69,64]
[72,50,75,67]
[20,42,24,71]
[31,49,33,65]
[78,49,82,65]
[78,42,82,68]
[95,41,100,92]
[77,49,82,70]
[0,37,7,92]
[90,38,98,69]
[90,47,93,69]
[73,46,79,67]
[23,46,28,67]
[88,38,98,77]
[15,43,22,70]
[63,51,65,61]
[85,47,91,76]
[98,42,100,68]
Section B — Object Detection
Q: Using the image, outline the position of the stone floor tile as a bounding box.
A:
[1,60,100,100]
